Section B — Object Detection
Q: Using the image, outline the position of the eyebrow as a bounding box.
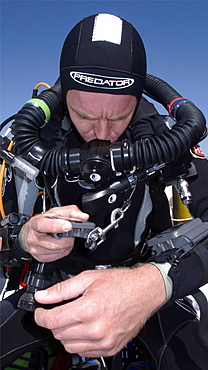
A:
[70,106,133,121]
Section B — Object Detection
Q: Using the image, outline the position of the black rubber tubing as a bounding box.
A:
[132,75,206,169]
[11,75,207,176]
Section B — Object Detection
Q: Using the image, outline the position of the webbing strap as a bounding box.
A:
[14,172,38,215]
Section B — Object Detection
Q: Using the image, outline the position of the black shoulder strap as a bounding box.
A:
[147,177,172,234]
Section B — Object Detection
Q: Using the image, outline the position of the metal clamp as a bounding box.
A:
[85,200,131,251]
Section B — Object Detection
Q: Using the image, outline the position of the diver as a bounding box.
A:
[1,13,208,370]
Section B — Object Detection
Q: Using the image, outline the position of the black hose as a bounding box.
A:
[111,75,206,171]
[144,74,180,104]
[11,75,207,177]
[0,114,16,132]
[12,78,62,158]
[141,75,206,163]
[145,74,205,136]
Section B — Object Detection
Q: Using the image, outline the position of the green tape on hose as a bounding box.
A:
[25,98,51,122]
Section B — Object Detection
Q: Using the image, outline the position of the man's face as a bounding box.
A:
[66,90,137,142]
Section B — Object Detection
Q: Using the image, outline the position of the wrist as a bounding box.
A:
[10,224,32,262]
[148,262,173,302]
[132,263,167,315]
[18,222,29,253]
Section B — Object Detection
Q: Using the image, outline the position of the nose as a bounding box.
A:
[94,120,111,140]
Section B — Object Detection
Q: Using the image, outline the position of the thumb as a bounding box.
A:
[34,274,88,304]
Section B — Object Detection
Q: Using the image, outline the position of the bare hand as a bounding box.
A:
[19,205,89,262]
[34,264,166,357]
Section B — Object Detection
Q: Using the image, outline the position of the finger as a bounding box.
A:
[32,216,73,234]
[33,243,73,254]
[36,232,74,249]
[77,348,116,358]
[32,205,89,234]
[34,271,93,304]
[34,295,87,329]
[33,249,72,262]
[47,205,89,222]
[29,233,74,254]
[50,305,106,342]
[61,341,105,357]
[60,338,119,358]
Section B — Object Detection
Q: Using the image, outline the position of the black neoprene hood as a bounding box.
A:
[60,13,146,104]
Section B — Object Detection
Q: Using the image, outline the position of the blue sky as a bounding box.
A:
[1,0,208,155]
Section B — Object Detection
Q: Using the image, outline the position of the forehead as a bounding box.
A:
[66,90,137,116]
